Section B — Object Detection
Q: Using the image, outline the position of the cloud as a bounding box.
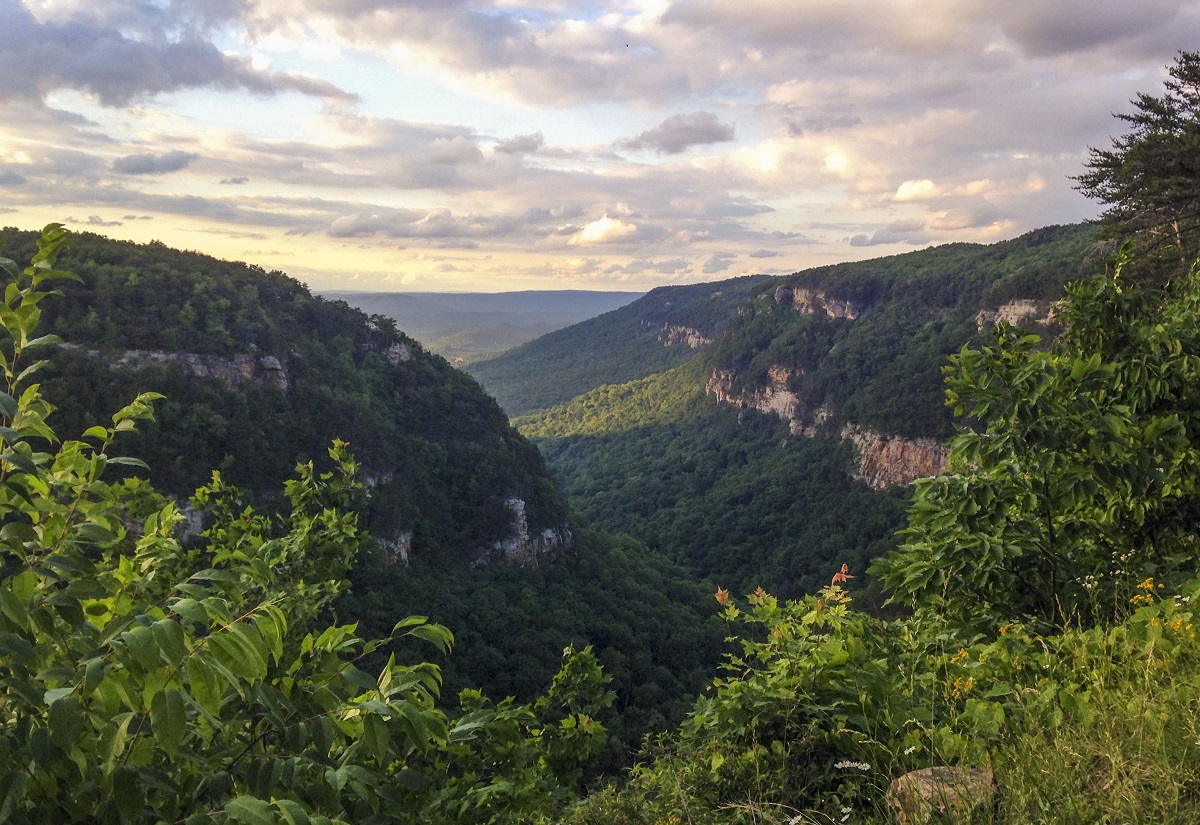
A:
[703,252,737,273]
[849,220,930,247]
[614,258,693,275]
[620,112,736,154]
[989,0,1182,57]
[494,133,544,155]
[570,216,641,245]
[0,0,358,106]
[0,168,26,186]
[220,176,250,185]
[112,151,199,175]
[749,249,780,258]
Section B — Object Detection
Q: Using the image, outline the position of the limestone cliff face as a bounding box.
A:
[65,345,291,390]
[380,530,413,566]
[774,286,861,320]
[707,366,948,488]
[659,324,712,348]
[975,300,1056,332]
[840,424,949,490]
[462,497,573,569]
[706,366,826,436]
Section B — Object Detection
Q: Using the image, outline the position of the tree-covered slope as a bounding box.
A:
[709,223,1100,439]
[466,275,771,416]
[0,227,568,564]
[513,225,1102,597]
[0,225,723,755]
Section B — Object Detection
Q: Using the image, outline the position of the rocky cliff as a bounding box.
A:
[65,345,291,390]
[774,286,862,320]
[468,497,573,568]
[840,424,950,490]
[706,366,825,436]
[660,324,712,348]
[707,365,948,488]
[975,300,1057,332]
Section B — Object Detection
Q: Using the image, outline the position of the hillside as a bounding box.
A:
[0,226,722,756]
[467,275,772,416]
[510,224,1101,596]
[323,289,642,365]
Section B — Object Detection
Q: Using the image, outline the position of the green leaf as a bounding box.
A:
[119,624,161,671]
[363,712,390,763]
[275,799,311,825]
[113,765,145,824]
[186,655,223,716]
[151,689,185,757]
[48,695,83,749]
[225,795,277,825]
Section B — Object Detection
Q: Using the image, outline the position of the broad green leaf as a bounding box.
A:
[225,795,277,825]
[151,689,185,757]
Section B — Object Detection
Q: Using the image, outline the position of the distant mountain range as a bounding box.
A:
[321,289,643,364]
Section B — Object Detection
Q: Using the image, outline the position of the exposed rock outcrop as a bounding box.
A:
[660,324,712,348]
[470,497,572,569]
[64,345,291,390]
[840,424,949,490]
[975,299,1055,332]
[380,531,413,566]
[706,366,828,436]
[708,367,948,488]
[774,286,861,320]
[385,343,413,365]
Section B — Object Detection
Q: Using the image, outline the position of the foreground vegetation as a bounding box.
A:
[566,242,1200,822]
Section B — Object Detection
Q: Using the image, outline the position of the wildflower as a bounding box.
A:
[951,648,969,665]
[903,745,917,755]
[831,563,853,586]
[834,760,871,771]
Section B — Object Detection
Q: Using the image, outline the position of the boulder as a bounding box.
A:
[886,766,995,824]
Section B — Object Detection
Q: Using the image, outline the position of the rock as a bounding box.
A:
[489,497,572,568]
[779,287,861,320]
[89,346,291,390]
[841,425,949,490]
[380,531,413,566]
[660,324,712,348]
[886,766,995,824]
[975,299,1054,332]
[385,343,413,365]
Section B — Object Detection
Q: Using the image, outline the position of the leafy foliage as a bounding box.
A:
[1076,51,1200,277]
[708,224,1097,439]
[0,226,613,824]
[874,248,1200,626]
[566,575,1200,825]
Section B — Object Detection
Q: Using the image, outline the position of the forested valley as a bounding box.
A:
[4,51,1200,825]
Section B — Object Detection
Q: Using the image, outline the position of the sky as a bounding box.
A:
[1,1,1199,292]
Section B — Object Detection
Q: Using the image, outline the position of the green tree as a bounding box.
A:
[872,247,1200,626]
[0,226,607,823]
[1076,51,1200,276]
